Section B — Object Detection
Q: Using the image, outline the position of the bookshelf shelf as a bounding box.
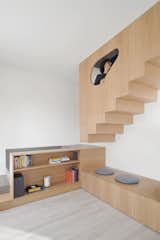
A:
[14,160,80,173]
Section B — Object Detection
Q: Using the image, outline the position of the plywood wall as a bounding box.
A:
[80,2,160,141]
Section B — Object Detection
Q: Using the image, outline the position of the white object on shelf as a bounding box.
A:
[43,176,51,188]
[61,156,70,162]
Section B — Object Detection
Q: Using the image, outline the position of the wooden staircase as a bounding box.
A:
[88,60,160,142]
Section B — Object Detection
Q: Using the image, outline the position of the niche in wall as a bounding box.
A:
[91,48,119,85]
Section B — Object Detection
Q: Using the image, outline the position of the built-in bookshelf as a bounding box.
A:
[12,150,80,199]
[0,145,105,209]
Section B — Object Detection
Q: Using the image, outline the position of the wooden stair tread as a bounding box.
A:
[88,134,115,143]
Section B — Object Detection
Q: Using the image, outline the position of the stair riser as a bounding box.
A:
[144,62,160,89]
[96,124,123,134]
[116,99,144,114]
[105,112,133,125]
[88,134,115,143]
[124,82,157,102]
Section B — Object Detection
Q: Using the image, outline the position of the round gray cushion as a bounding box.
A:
[115,174,139,184]
[96,168,114,176]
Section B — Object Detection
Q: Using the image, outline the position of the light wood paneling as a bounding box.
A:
[0,193,12,203]
[79,147,105,171]
[96,123,123,134]
[88,134,115,143]
[123,81,157,102]
[81,169,160,232]
[105,111,133,125]
[80,2,160,142]
[115,99,144,114]
[140,61,160,88]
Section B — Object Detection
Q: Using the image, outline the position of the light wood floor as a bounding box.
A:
[0,189,159,240]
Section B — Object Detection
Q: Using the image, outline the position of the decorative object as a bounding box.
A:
[43,176,51,188]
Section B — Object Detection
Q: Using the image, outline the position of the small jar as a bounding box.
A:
[43,176,51,188]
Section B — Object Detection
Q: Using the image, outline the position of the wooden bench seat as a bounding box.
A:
[81,168,160,232]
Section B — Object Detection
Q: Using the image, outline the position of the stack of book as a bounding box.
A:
[66,167,79,183]
[49,156,70,164]
[49,158,61,164]
[14,155,32,170]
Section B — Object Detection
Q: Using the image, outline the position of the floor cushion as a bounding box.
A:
[96,168,114,175]
[115,174,139,184]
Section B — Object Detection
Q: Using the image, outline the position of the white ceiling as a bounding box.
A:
[0,0,158,75]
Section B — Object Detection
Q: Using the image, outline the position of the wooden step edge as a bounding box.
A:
[104,111,134,125]
[124,81,158,102]
[144,61,160,89]
[129,74,158,90]
[115,98,144,114]
[96,123,124,134]
[121,94,157,103]
[129,79,157,90]
[148,56,160,69]
[88,134,115,143]
[120,91,157,103]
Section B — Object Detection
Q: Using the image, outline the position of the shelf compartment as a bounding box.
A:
[13,182,81,205]
[14,160,80,173]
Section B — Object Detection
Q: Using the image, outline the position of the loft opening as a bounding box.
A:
[91,48,119,86]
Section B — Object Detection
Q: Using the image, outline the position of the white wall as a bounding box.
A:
[1,67,160,182]
[107,91,160,181]
[0,66,79,173]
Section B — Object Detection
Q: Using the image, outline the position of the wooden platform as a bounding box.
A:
[81,168,160,232]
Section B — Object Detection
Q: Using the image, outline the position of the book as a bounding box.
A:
[14,155,33,170]
[71,167,79,182]
[66,169,72,183]
[28,155,32,166]
[66,167,79,183]
[49,159,61,164]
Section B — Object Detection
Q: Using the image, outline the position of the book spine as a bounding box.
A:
[66,169,72,183]
[72,169,75,183]
[29,155,32,167]
[71,167,79,182]
[18,156,20,169]
[20,156,22,169]
[14,157,18,169]
[14,157,17,169]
